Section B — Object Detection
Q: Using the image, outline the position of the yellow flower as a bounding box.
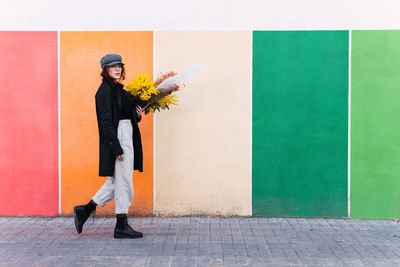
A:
[125,73,158,101]
[155,94,179,109]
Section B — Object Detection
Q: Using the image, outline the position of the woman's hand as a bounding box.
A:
[117,154,124,161]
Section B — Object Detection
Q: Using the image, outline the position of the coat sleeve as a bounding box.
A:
[96,87,123,156]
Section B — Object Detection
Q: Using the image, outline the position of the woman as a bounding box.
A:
[74,54,144,239]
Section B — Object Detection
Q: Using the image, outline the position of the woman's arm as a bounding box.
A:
[96,87,123,157]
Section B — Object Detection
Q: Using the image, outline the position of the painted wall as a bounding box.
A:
[60,32,154,216]
[252,31,349,217]
[0,32,58,216]
[0,27,399,217]
[351,30,400,219]
[155,31,251,216]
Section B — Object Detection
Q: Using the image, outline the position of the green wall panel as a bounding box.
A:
[252,31,348,217]
[351,30,400,219]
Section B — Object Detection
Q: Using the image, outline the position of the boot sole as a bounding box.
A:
[114,233,143,239]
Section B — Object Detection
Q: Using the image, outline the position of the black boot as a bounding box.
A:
[74,199,97,234]
[114,215,143,239]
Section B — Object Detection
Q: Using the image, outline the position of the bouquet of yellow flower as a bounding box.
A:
[125,72,179,114]
[125,65,205,114]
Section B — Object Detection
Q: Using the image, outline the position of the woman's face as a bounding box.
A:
[107,64,123,80]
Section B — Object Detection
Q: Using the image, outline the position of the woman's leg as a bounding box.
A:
[74,176,116,234]
[92,176,116,207]
[113,120,142,238]
[114,120,134,215]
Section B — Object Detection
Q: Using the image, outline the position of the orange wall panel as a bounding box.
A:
[60,31,153,216]
[0,32,58,216]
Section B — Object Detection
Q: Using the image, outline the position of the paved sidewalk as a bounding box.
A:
[0,217,400,266]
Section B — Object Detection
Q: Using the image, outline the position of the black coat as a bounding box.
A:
[95,78,143,177]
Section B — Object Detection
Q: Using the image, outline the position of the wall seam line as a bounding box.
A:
[348,30,352,218]
[58,31,61,216]
[153,30,156,216]
[250,30,253,216]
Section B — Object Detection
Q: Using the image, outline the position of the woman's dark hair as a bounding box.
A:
[101,65,125,82]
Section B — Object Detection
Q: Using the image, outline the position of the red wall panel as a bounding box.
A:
[0,32,58,216]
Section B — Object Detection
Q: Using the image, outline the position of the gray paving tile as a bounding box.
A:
[0,217,399,266]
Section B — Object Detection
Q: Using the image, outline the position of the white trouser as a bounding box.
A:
[92,119,134,214]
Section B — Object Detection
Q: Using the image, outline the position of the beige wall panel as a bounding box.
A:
[155,31,251,216]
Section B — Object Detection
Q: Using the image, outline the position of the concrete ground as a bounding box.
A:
[0,216,400,266]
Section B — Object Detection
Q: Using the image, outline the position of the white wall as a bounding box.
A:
[1,0,400,30]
